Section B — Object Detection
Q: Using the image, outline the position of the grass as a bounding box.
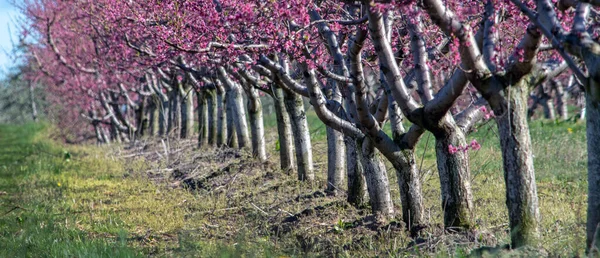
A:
[0,109,589,257]
[0,123,141,257]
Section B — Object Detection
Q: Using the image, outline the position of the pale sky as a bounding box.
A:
[0,0,21,76]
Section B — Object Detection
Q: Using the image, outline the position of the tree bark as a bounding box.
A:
[284,90,314,181]
[207,90,218,146]
[273,85,296,172]
[180,87,194,139]
[246,86,267,161]
[552,80,569,120]
[433,117,475,229]
[346,136,368,207]
[216,84,227,146]
[168,88,181,138]
[159,98,169,136]
[491,80,541,247]
[197,91,209,147]
[231,85,250,148]
[388,93,426,230]
[225,89,238,148]
[148,97,160,137]
[29,82,38,122]
[361,138,394,217]
[324,97,346,194]
[587,92,600,252]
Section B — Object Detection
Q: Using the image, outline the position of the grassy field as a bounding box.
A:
[0,110,588,257]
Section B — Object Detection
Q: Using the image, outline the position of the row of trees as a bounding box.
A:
[16,0,600,252]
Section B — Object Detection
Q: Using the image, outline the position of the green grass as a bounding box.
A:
[0,109,590,257]
[0,123,142,257]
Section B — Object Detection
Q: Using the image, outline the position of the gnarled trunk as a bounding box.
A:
[197,91,209,147]
[159,99,169,136]
[587,92,600,252]
[225,90,238,148]
[388,93,425,230]
[207,90,218,146]
[231,85,250,149]
[273,85,296,172]
[492,81,541,248]
[361,139,394,217]
[552,80,569,120]
[180,88,194,139]
[284,90,314,181]
[396,149,425,232]
[247,87,267,161]
[216,86,227,146]
[433,119,474,229]
[326,126,346,193]
[346,136,368,207]
[168,89,181,137]
[148,97,160,137]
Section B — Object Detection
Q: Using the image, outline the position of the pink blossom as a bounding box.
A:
[470,139,481,151]
[448,145,459,154]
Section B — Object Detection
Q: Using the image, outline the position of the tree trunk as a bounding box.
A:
[136,97,148,138]
[247,87,267,161]
[29,82,38,122]
[388,94,425,230]
[491,81,540,247]
[361,138,394,217]
[346,136,368,207]
[197,91,209,147]
[148,97,160,137]
[284,90,314,181]
[101,126,111,144]
[326,126,346,194]
[217,86,227,146]
[587,92,600,252]
[231,85,250,148]
[180,88,194,139]
[169,89,181,137]
[226,90,238,148]
[552,80,569,120]
[396,148,425,232]
[207,90,217,146]
[324,94,346,194]
[433,119,474,229]
[273,85,296,172]
[159,99,169,136]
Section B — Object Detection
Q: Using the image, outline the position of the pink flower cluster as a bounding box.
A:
[480,106,495,120]
[448,139,481,154]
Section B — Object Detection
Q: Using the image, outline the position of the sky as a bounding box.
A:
[0,0,21,76]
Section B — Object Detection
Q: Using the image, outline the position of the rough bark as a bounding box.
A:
[552,80,569,120]
[29,82,38,122]
[231,85,250,148]
[284,90,314,181]
[387,93,426,230]
[216,84,227,146]
[148,97,160,137]
[159,99,169,136]
[225,90,238,148]
[587,91,600,252]
[273,85,296,172]
[180,87,194,139]
[433,117,475,229]
[246,86,267,161]
[492,80,541,247]
[324,96,346,194]
[361,139,394,217]
[197,91,209,147]
[346,136,368,208]
[207,90,218,146]
[168,88,181,138]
